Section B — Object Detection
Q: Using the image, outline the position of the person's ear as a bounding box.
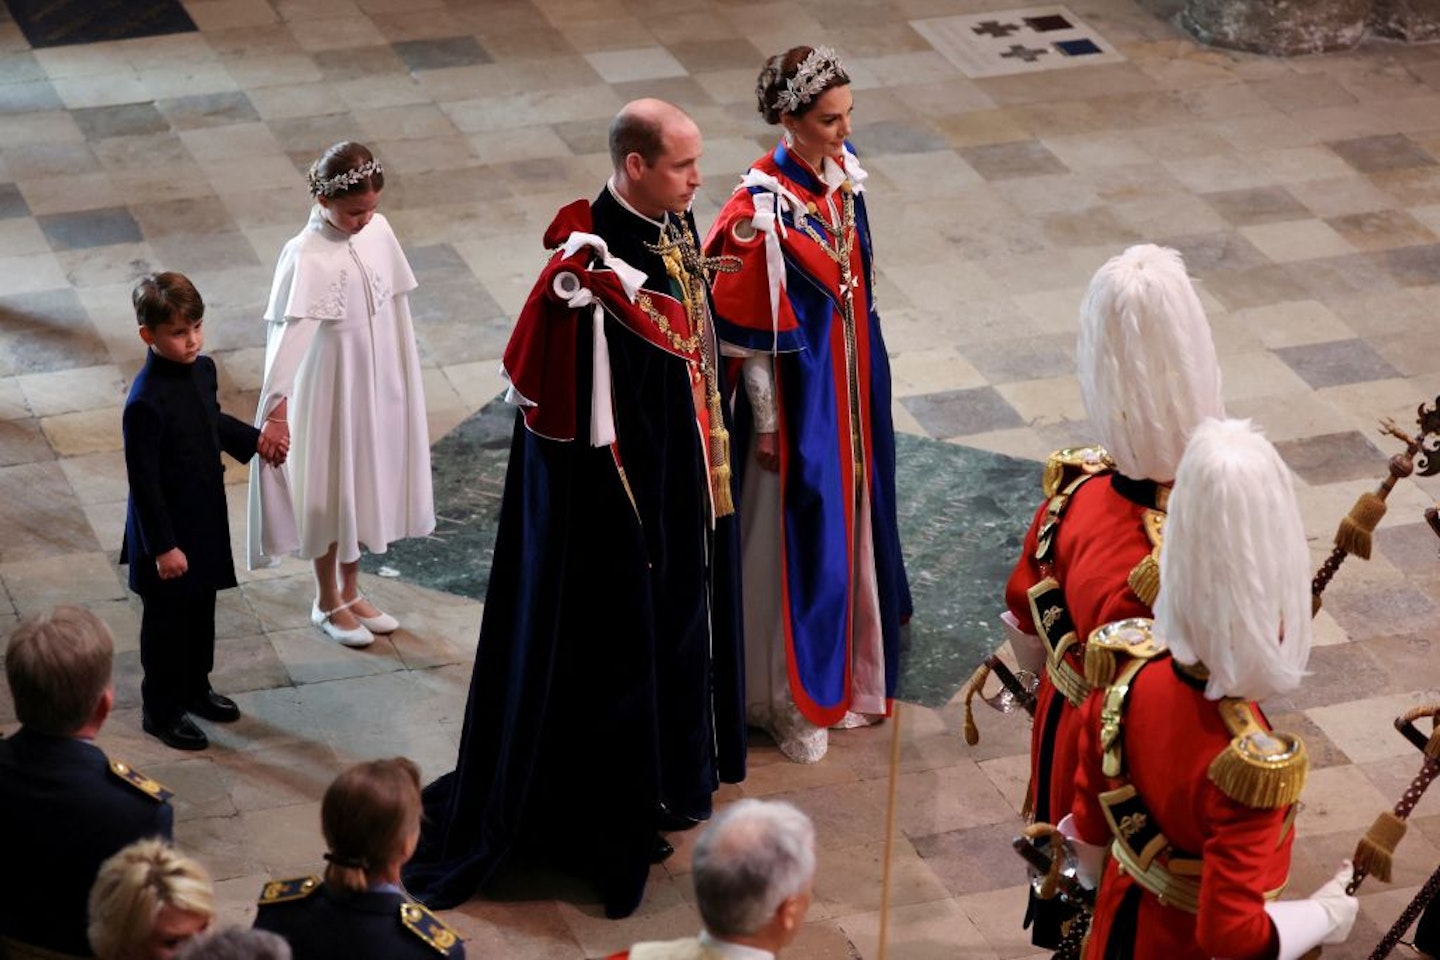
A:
[623,151,646,182]
[94,687,114,727]
[138,326,155,347]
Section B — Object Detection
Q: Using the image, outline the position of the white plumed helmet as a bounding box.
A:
[1078,244,1224,482]
[1156,417,1311,702]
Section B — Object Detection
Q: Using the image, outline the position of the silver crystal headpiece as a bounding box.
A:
[308,159,383,198]
[775,46,846,115]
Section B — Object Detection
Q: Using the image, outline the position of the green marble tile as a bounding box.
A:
[366,398,1041,708]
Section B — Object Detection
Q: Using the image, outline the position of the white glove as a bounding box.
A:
[1056,814,1107,890]
[1264,861,1358,960]
[1001,610,1046,676]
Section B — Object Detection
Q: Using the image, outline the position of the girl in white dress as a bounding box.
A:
[247,142,434,648]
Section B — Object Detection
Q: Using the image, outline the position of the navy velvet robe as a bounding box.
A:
[404,188,745,919]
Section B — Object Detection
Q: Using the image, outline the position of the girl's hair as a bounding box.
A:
[306,141,385,199]
[755,45,850,124]
[88,839,214,960]
[320,757,422,894]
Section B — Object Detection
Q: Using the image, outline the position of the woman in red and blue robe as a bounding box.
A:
[704,47,910,763]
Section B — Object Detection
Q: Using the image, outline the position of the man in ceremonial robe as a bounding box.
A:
[404,99,745,920]
[1002,245,1224,946]
[1062,418,1357,960]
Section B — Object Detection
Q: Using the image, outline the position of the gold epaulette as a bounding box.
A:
[257,876,319,905]
[1207,700,1307,809]
[1084,618,1165,689]
[1126,510,1165,608]
[107,758,172,803]
[399,902,462,956]
[1041,446,1114,498]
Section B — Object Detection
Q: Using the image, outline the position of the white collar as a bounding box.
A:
[698,930,775,960]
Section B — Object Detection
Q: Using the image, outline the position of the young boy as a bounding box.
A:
[122,272,286,750]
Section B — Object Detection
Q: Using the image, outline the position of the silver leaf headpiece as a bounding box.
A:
[775,46,846,115]
[308,159,383,198]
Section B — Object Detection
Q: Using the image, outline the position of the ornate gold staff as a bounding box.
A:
[1346,705,1440,894]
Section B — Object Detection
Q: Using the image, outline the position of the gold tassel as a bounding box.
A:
[709,406,734,518]
[1128,554,1161,607]
[1207,737,1308,809]
[958,661,991,746]
[1085,643,1118,690]
[1334,491,1386,560]
[1353,810,1407,883]
[1311,594,1323,617]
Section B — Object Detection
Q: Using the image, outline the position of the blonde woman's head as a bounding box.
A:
[88,839,214,960]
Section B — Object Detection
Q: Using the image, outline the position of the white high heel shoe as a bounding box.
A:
[311,599,374,648]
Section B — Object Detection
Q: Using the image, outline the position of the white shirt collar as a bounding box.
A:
[607,177,667,230]
[698,930,774,960]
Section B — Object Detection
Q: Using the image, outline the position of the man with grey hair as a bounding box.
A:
[607,799,816,959]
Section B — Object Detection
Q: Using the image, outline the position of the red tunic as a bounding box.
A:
[1071,660,1292,960]
[1004,475,1157,823]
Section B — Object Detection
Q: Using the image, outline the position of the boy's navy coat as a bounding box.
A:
[122,352,259,595]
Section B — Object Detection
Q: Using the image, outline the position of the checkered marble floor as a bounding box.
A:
[3,0,1440,956]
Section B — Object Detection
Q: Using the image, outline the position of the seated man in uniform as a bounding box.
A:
[608,799,815,959]
[0,606,174,959]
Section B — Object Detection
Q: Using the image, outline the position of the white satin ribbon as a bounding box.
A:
[558,231,646,301]
[738,169,806,356]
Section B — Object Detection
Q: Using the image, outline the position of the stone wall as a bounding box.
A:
[1179,0,1440,54]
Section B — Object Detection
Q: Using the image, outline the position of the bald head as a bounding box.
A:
[609,99,703,218]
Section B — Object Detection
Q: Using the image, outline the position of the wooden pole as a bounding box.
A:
[877,702,902,960]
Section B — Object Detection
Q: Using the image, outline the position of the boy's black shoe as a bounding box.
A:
[143,712,208,751]
[187,689,241,723]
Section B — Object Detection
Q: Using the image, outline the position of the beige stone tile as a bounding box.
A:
[0,380,30,421]
[994,376,1085,429]
[18,364,126,417]
[584,47,686,83]
[556,873,697,958]
[860,762,1015,838]
[40,406,123,456]
[839,897,994,959]
[239,801,327,877]
[1308,693,1440,765]
[58,450,129,506]
[0,252,69,296]
[0,550,126,610]
[1239,220,1356,263]
[1217,351,1314,403]
[1295,763,1397,837]
[814,838,952,917]
[977,753,1031,818]
[51,72,150,109]
[888,347,987,398]
[140,62,238,100]
[946,429,1051,464]
[1249,146,1360,184]
[185,0,279,30]
[1231,300,1356,349]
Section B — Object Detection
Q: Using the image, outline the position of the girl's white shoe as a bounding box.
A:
[311,598,375,648]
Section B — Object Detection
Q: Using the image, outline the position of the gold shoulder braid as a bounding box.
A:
[399,902,462,956]
[1041,446,1114,499]
[1126,509,1166,608]
[1084,618,1166,690]
[1099,657,1150,778]
[1208,699,1307,809]
[108,758,173,802]
[258,876,319,905]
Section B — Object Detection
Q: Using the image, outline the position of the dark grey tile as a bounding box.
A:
[900,386,1025,438]
[131,196,241,241]
[1320,580,1440,641]
[269,114,364,161]
[0,288,110,376]
[1201,185,1311,226]
[407,243,472,284]
[1365,633,1440,698]
[71,102,171,140]
[0,183,30,221]
[411,280,512,364]
[962,337,1076,385]
[551,119,607,156]
[1378,243,1440,287]
[666,37,764,73]
[1273,429,1387,485]
[0,80,64,116]
[0,51,44,84]
[957,139,1068,179]
[612,76,714,109]
[1155,230,1270,273]
[1272,338,1401,389]
[1375,522,1440,587]
[1284,252,1399,299]
[912,824,1024,896]
[1268,643,1389,711]
[1257,709,1349,768]
[149,232,262,272]
[37,206,144,250]
[851,119,950,156]
[1329,133,1435,173]
[313,45,406,82]
[155,90,260,130]
[391,36,493,72]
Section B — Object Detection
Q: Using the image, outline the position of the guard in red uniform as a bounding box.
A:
[1003,244,1224,946]
[1063,418,1357,960]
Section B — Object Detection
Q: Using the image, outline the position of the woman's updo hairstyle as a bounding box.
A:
[306,141,385,199]
[756,45,850,125]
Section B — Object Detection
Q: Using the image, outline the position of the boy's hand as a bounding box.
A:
[258,421,290,467]
[156,547,188,580]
